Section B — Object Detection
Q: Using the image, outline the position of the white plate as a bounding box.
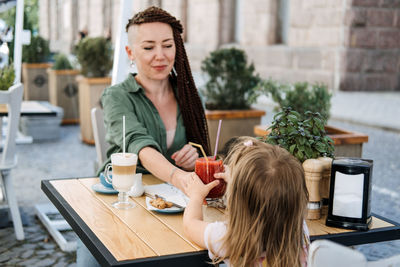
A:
[145,197,184,213]
[144,183,188,213]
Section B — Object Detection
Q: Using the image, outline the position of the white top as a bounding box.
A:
[166,128,176,149]
[204,220,310,267]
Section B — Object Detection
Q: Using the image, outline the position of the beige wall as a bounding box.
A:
[240,0,278,45]
[288,0,345,47]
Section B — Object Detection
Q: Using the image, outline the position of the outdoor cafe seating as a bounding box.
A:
[41,173,400,266]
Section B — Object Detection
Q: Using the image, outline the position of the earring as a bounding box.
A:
[130,60,135,68]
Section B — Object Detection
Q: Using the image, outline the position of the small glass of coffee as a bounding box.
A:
[104,152,138,209]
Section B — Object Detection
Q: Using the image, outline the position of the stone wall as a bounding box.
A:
[288,0,344,48]
[38,0,400,91]
[39,0,120,54]
[244,46,336,90]
[340,0,400,91]
[236,0,342,90]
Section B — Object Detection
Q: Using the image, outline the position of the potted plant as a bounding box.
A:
[48,53,80,124]
[254,79,368,158]
[201,47,265,153]
[262,108,335,220]
[22,35,52,101]
[263,108,334,162]
[76,37,113,145]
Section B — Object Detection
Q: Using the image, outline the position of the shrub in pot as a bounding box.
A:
[201,47,265,154]
[201,47,261,110]
[256,79,331,121]
[75,37,113,144]
[254,79,368,158]
[262,108,334,162]
[48,53,80,124]
[76,37,113,78]
[22,35,52,100]
[262,107,335,219]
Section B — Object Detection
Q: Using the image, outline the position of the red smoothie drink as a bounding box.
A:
[195,157,226,198]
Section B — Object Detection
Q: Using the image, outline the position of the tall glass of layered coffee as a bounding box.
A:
[104,152,137,209]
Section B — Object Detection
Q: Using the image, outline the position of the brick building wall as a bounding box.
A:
[38,0,400,91]
[341,0,400,91]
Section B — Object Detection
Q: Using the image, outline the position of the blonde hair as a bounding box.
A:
[214,137,308,267]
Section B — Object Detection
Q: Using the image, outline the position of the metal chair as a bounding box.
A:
[91,107,109,170]
[308,240,400,267]
[0,83,24,240]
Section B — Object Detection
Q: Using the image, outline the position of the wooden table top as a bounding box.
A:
[42,175,400,266]
[0,101,58,116]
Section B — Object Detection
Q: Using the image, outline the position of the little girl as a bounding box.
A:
[183,137,309,267]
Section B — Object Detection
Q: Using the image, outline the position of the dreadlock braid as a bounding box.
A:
[126,6,211,155]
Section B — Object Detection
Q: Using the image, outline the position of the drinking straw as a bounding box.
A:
[213,119,222,160]
[123,115,126,155]
[189,142,208,163]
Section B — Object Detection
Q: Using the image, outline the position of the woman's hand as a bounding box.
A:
[183,173,219,200]
[171,144,199,171]
[213,165,230,183]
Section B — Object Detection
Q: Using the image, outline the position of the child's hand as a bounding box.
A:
[214,165,230,183]
[184,173,219,200]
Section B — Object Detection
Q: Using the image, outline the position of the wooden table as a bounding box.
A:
[42,176,400,267]
[0,100,58,117]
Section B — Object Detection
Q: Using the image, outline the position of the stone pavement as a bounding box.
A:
[0,207,76,267]
[0,125,95,266]
[330,91,400,132]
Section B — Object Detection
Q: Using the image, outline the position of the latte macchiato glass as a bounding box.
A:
[104,152,138,209]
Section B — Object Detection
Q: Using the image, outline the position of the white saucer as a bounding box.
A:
[91,183,118,194]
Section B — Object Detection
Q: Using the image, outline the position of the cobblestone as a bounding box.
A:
[0,125,91,266]
[20,249,34,259]
[32,258,56,266]
[0,254,11,263]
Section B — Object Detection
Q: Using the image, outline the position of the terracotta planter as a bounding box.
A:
[22,63,52,101]
[254,125,368,158]
[206,109,266,155]
[48,69,80,124]
[77,75,111,145]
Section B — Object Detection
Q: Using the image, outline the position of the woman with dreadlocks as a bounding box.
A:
[99,6,210,191]
[78,6,210,266]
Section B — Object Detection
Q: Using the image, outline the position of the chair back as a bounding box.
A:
[308,240,400,267]
[91,107,109,167]
[0,83,23,168]
[308,240,365,267]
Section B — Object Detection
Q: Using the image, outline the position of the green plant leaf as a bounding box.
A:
[289,144,296,154]
[296,150,304,161]
[0,65,15,91]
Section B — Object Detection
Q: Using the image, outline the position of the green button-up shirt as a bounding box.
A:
[99,74,187,174]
